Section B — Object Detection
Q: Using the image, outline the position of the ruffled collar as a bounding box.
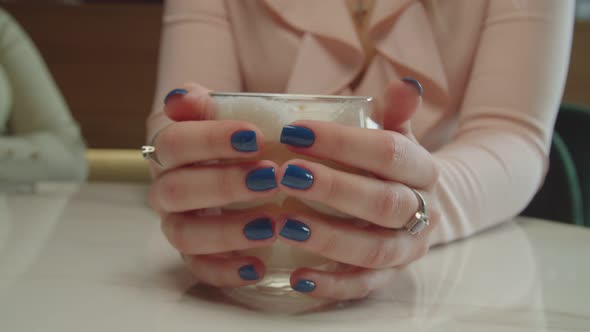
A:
[263,0,449,103]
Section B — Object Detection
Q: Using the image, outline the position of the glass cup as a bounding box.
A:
[211,92,373,311]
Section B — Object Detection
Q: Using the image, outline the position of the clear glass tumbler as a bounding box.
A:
[211,92,373,310]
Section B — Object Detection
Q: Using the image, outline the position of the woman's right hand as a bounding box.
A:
[147,83,279,287]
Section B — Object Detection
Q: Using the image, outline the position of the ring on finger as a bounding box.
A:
[141,130,164,168]
[404,189,429,235]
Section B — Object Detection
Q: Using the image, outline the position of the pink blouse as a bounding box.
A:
[151,0,574,245]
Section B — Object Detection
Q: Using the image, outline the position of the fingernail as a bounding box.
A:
[281,165,314,190]
[246,167,277,191]
[244,218,274,240]
[164,88,188,104]
[401,77,423,97]
[238,265,259,281]
[231,130,258,152]
[279,219,311,242]
[280,125,315,147]
[293,279,316,293]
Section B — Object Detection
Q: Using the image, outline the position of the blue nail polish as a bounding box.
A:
[231,130,258,152]
[281,165,314,190]
[401,77,423,97]
[164,88,188,104]
[293,279,316,293]
[238,265,259,281]
[244,218,274,240]
[280,125,315,147]
[246,167,277,191]
[279,219,311,242]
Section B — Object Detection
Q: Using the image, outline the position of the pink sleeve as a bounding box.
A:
[430,0,575,245]
[149,0,241,135]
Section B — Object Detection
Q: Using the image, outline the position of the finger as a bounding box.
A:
[154,120,264,169]
[164,82,216,122]
[277,160,422,228]
[280,121,437,186]
[289,267,397,300]
[161,211,276,255]
[372,78,422,135]
[151,161,279,213]
[277,212,431,269]
[183,254,266,287]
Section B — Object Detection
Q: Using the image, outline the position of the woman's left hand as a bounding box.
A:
[277,79,440,300]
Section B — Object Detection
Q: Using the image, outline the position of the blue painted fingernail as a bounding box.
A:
[280,125,315,147]
[238,265,259,281]
[293,279,316,293]
[164,88,188,104]
[244,218,274,240]
[231,130,258,152]
[401,77,423,97]
[281,165,314,190]
[246,167,277,191]
[279,219,311,242]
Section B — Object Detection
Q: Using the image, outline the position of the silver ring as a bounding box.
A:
[404,189,430,235]
[141,132,164,167]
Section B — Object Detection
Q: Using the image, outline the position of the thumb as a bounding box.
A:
[163,82,216,122]
[373,78,422,137]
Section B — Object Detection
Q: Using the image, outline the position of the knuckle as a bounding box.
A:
[313,229,339,258]
[322,171,340,205]
[364,239,396,269]
[380,133,405,169]
[214,168,237,204]
[374,185,402,224]
[155,175,186,212]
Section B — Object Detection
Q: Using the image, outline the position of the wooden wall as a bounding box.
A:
[563,21,590,105]
[4,3,162,149]
[3,4,590,149]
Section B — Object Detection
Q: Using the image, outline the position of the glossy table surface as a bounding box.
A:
[0,183,589,331]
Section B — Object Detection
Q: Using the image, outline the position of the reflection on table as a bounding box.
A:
[0,183,588,331]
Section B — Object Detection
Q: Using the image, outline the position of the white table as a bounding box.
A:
[0,183,588,331]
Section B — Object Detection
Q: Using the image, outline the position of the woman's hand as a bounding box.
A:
[147,83,280,287]
[276,79,441,300]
